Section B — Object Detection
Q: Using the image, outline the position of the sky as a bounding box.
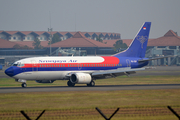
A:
[0,0,180,39]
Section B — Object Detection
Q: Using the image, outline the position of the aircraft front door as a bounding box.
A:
[31,60,38,71]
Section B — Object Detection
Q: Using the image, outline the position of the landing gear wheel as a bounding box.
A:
[21,83,27,88]
[87,81,95,87]
[67,81,75,87]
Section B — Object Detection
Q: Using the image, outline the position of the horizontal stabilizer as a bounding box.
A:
[138,55,177,62]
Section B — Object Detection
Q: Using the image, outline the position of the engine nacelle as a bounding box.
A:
[35,80,55,83]
[70,73,92,84]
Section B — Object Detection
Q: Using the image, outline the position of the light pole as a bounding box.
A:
[79,48,81,56]
[48,28,52,56]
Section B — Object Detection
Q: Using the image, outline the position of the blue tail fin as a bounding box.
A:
[114,22,151,58]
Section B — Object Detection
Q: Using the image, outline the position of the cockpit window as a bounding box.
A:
[13,64,18,66]
[12,62,24,67]
[17,63,24,67]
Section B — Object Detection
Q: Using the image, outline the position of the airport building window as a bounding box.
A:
[1,36,6,39]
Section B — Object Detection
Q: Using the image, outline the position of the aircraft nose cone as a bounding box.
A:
[5,67,14,77]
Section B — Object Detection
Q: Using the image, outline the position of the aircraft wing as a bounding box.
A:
[138,55,177,62]
[91,67,145,79]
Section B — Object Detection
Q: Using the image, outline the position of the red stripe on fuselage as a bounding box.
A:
[101,56,119,64]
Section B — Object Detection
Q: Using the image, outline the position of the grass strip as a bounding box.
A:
[0,89,180,111]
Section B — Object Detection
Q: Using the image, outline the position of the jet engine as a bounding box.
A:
[70,73,92,84]
[35,80,55,83]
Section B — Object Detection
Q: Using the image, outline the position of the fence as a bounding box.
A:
[0,106,180,120]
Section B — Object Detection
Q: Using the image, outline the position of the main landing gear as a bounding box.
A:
[21,83,27,88]
[67,80,95,87]
[87,81,95,87]
[67,81,75,87]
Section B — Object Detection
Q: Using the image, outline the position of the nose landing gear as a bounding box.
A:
[15,79,27,88]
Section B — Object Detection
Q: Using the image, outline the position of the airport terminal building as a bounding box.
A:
[0,30,180,66]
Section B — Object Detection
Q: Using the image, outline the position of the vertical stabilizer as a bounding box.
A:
[114,22,151,58]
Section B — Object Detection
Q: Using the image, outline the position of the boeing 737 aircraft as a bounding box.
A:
[5,22,164,88]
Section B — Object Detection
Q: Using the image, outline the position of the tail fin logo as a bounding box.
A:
[136,35,148,48]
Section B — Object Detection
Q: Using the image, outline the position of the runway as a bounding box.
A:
[1,84,180,93]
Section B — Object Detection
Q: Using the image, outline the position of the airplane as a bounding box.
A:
[4,22,168,88]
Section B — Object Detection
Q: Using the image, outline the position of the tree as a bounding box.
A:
[33,38,43,49]
[113,40,128,52]
[49,33,61,45]
[23,45,32,49]
[13,44,21,49]
[13,44,32,49]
